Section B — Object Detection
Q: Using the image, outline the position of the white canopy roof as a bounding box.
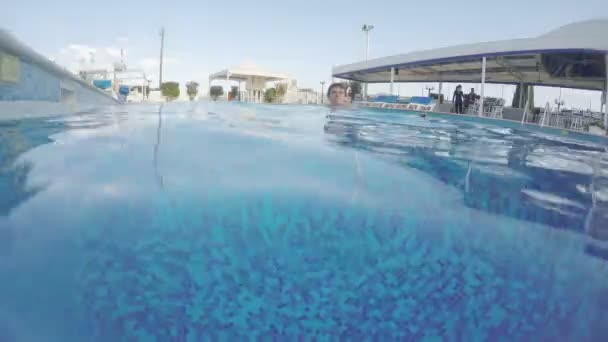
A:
[333,19,608,90]
[209,62,289,82]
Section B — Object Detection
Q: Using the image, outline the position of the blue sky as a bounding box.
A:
[2,0,607,108]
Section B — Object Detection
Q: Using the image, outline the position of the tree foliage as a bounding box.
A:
[275,83,287,98]
[229,86,238,100]
[264,88,277,103]
[186,81,199,101]
[161,82,180,100]
[209,86,224,100]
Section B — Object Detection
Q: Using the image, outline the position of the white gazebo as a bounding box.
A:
[209,63,289,103]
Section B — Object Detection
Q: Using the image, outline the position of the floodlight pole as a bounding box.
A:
[226,71,230,101]
[390,67,395,95]
[159,27,165,89]
[604,53,608,134]
[362,24,374,99]
[478,56,486,117]
[320,81,326,104]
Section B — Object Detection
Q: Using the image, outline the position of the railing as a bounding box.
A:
[534,102,602,131]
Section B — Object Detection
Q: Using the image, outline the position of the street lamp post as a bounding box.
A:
[362,24,374,60]
[361,24,374,99]
[159,27,165,89]
[320,81,326,104]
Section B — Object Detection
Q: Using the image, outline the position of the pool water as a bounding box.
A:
[1,102,608,341]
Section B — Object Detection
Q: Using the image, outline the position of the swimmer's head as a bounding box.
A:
[327,83,348,106]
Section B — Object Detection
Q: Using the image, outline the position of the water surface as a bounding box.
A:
[1,102,607,340]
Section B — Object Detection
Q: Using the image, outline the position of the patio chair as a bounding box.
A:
[570,115,584,131]
[549,114,566,128]
[467,100,480,115]
[488,104,504,119]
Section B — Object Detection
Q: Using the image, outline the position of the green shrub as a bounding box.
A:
[264,88,276,103]
[186,81,199,101]
[161,82,180,100]
[210,86,224,100]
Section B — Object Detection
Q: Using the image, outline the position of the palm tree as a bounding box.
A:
[186,81,199,101]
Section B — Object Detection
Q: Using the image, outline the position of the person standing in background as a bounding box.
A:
[453,85,464,114]
[465,87,477,112]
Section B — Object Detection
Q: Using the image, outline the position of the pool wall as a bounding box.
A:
[0,29,118,120]
[428,110,608,145]
[362,105,608,145]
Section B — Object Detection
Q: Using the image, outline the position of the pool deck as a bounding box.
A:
[357,101,608,142]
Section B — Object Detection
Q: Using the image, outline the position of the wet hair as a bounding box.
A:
[327,83,347,98]
[456,85,462,90]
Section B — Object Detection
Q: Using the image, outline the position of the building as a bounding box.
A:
[209,64,319,104]
[296,88,319,104]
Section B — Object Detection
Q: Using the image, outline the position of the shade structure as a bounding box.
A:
[209,63,289,83]
[209,63,290,103]
[332,20,608,91]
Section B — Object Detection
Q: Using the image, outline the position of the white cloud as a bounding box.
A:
[50,43,126,74]
[48,42,185,87]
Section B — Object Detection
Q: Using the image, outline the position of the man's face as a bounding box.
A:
[329,86,347,106]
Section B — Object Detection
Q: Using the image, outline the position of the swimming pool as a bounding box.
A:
[1,102,607,340]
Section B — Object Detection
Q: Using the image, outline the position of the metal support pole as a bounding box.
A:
[478,56,486,117]
[541,102,549,127]
[526,84,534,114]
[365,31,370,61]
[362,25,374,100]
[438,81,443,104]
[518,82,524,108]
[320,81,325,104]
[143,75,147,100]
[604,53,608,134]
[159,27,165,89]
[521,89,531,125]
[521,101,529,125]
[226,71,230,100]
[390,67,395,95]
[364,28,369,99]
